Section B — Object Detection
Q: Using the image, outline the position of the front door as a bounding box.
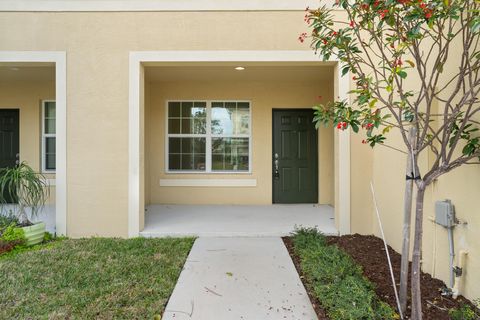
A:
[0,109,20,203]
[272,109,318,203]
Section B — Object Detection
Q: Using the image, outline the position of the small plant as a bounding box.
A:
[0,213,19,230]
[0,162,49,225]
[1,224,25,243]
[449,304,480,320]
[0,220,25,255]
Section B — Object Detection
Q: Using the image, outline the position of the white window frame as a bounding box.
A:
[165,100,252,174]
[41,100,56,173]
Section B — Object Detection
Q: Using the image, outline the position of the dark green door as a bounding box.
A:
[0,109,20,203]
[273,109,318,203]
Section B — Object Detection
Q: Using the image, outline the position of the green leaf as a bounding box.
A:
[341,65,350,77]
[396,70,408,79]
[462,144,475,156]
[436,62,444,73]
[358,94,370,105]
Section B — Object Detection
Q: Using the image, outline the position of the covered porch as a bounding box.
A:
[0,60,62,235]
[140,204,336,237]
[130,51,351,238]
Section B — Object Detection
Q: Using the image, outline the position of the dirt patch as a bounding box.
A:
[326,234,477,320]
[283,237,329,320]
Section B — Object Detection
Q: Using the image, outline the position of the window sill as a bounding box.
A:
[159,178,257,187]
[165,170,252,175]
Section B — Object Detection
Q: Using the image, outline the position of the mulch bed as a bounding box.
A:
[285,234,478,320]
[326,234,478,319]
[0,240,18,255]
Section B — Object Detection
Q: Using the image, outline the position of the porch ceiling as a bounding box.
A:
[0,66,55,82]
[145,65,333,83]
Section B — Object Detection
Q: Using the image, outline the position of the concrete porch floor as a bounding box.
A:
[140,204,337,237]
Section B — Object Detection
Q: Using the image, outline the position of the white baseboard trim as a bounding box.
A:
[159,179,257,187]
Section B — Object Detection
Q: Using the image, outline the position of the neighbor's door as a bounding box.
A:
[272,109,318,203]
[0,109,20,203]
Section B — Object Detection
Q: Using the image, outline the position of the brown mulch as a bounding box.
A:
[0,240,18,255]
[326,234,477,320]
[283,237,329,320]
[284,234,478,320]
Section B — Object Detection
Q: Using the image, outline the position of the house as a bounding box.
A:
[0,0,478,302]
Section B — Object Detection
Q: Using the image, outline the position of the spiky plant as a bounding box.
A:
[0,162,49,225]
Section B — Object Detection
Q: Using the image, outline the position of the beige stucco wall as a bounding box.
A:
[349,132,374,234]
[0,79,56,204]
[0,11,326,237]
[145,78,334,205]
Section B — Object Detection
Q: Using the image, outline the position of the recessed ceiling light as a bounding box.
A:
[235,66,245,71]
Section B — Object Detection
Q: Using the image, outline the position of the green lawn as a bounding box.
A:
[0,237,194,319]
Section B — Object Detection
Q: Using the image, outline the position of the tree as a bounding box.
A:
[302,1,480,319]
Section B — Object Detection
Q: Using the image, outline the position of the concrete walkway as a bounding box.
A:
[163,237,317,320]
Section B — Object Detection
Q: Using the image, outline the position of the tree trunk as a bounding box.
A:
[399,127,417,314]
[411,186,426,320]
[18,203,28,225]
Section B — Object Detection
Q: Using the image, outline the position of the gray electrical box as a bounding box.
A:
[435,200,456,228]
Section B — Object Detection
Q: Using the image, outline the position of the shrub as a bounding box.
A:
[449,304,480,320]
[292,226,327,250]
[1,224,25,243]
[292,228,397,320]
[0,162,49,225]
[0,214,19,231]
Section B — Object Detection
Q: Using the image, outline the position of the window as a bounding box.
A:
[42,101,56,172]
[166,101,251,173]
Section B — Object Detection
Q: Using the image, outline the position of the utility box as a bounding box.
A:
[435,200,456,228]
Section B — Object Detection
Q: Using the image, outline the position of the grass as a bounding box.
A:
[0,237,194,319]
[291,228,397,320]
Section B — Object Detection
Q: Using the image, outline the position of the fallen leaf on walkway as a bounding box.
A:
[226,272,233,277]
[204,287,222,297]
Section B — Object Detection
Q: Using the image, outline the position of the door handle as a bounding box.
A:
[274,153,280,179]
[15,153,19,165]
